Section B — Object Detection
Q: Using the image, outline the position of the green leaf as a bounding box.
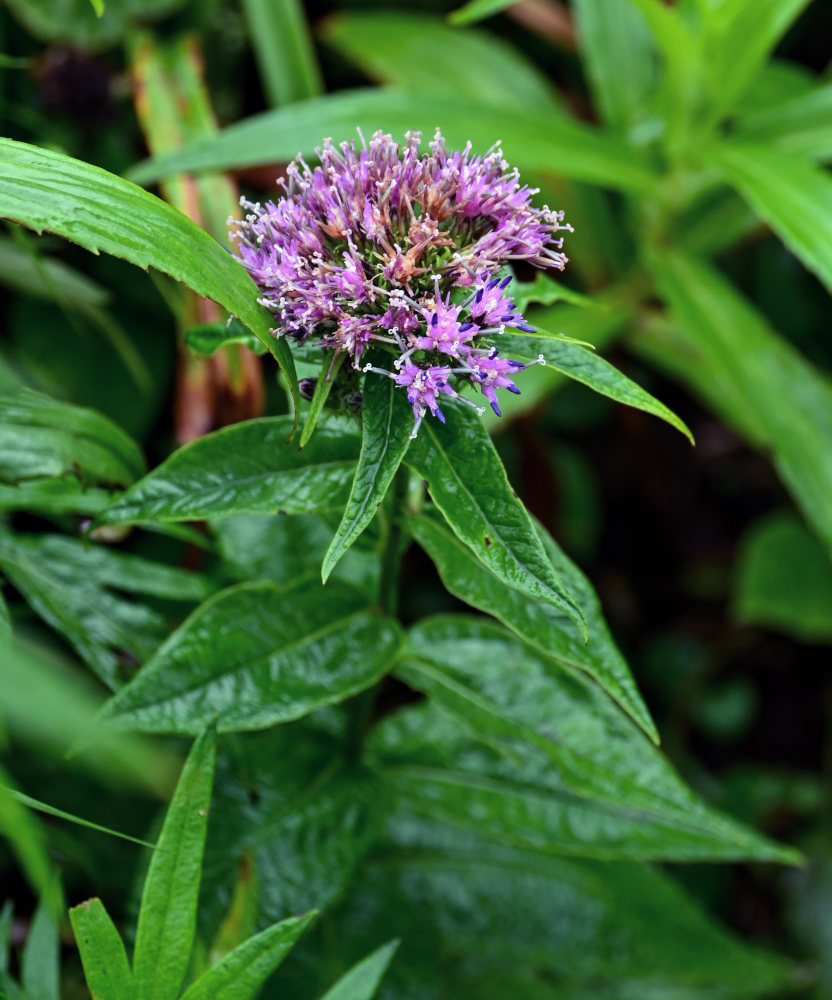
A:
[126,90,656,194]
[241,0,322,107]
[448,0,514,25]
[181,912,315,1000]
[214,512,380,600]
[185,318,267,358]
[0,773,59,924]
[705,143,832,295]
[0,901,11,974]
[510,273,593,312]
[321,12,563,114]
[98,416,359,527]
[500,335,693,442]
[0,138,299,425]
[386,615,795,862]
[0,386,144,487]
[0,529,211,689]
[9,790,155,849]
[698,0,812,122]
[407,510,656,742]
[323,372,412,582]
[0,478,113,517]
[69,898,134,1000]
[318,940,399,1000]
[21,898,59,1000]
[133,724,216,1000]
[2,0,185,51]
[277,816,794,1000]
[299,352,344,449]
[0,590,10,648]
[368,664,802,864]
[736,82,832,163]
[649,249,832,556]
[573,0,656,131]
[98,580,401,734]
[406,405,586,634]
[733,511,832,644]
[204,725,388,934]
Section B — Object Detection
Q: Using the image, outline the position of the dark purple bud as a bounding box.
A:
[499,275,512,288]
[475,289,483,303]
[436,407,446,423]
[431,313,438,326]
[517,324,536,332]
[488,277,501,289]
[508,385,521,394]
[490,401,502,415]
[509,360,525,367]
[459,323,476,332]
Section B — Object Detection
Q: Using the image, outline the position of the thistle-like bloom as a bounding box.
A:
[231,129,571,433]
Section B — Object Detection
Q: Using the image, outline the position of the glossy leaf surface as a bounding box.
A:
[273,816,792,1000]
[98,580,401,734]
[323,372,412,582]
[0,530,209,689]
[406,406,586,633]
[0,137,299,419]
[407,509,655,741]
[382,616,795,862]
[100,416,359,526]
[0,386,143,487]
[500,335,693,441]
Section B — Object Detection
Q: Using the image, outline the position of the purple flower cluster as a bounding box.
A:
[231,129,571,435]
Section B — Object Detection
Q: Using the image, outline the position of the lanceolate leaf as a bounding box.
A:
[98,580,401,734]
[406,406,587,634]
[406,510,656,742]
[698,0,812,122]
[318,940,400,1000]
[706,143,832,295]
[321,12,563,114]
[0,530,207,689]
[322,372,412,582]
[448,0,514,25]
[500,334,693,442]
[277,816,792,999]
[125,90,656,193]
[650,249,832,555]
[241,0,323,107]
[133,724,216,1000]
[180,912,316,1000]
[0,137,299,422]
[98,416,359,526]
[0,386,144,487]
[21,897,59,1000]
[573,0,656,131]
[390,616,795,863]
[736,82,832,162]
[185,319,267,358]
[69,898,134,1000]
[371,685,797,863]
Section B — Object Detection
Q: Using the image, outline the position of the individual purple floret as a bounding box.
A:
[231,129,571,433]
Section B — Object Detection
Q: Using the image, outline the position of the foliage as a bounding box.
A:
[0,1,830,998]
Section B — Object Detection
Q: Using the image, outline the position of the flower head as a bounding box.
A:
[231,129,571,433]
